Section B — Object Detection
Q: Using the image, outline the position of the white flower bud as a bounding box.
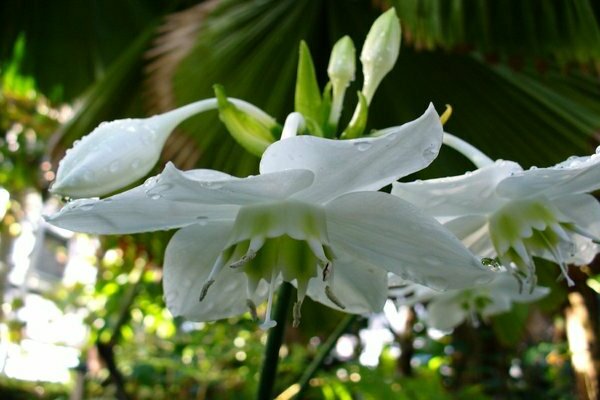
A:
[360,8,401,104]
[51,112,182,198]
[327,36,356,126]
[51,98,276,198]
[328,36,356,91]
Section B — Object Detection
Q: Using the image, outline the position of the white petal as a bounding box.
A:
[260,104,443,203]
[426,296,466,330]
[163,221,268,321]
[45,173,238,234]
[146,162,314,205]
[325,191,495,290]
[443,216,495,258]
[392,160,521,217]
[496,154,600,199]
[553,193,600,264]
[481,273,549,317]
[305,254,388,314]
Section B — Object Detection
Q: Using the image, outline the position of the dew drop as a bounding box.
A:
[99,122,108,127]
[150,193,161,200]
[354,141,372,151]
[196,216,208,226]
[131,159,141,169]
[144,176,157,188]
[126,126,137,133]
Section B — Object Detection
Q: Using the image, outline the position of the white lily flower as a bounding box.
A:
[393,133,600,288]
[46,107,494,328]
[390,271,549,331]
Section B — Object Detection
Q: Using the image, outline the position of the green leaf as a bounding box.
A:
[341,91,368,139]
[295,41,323,126]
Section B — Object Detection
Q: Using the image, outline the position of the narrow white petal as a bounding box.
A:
[426,297,466,331]
[497,154,600,199]
[443,216,495,258]
[45,174,238,234]
[305,254,388,314]
[325,191,495,290]
[553,193,600,264]
[392,160,521,217]
[163,221,268,321]
[146,162,314,205]
[260,105,443,203]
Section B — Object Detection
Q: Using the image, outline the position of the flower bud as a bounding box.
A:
[360,8,401,104]
[327,36,356,127]
[51,111,184,198]
[214,85,278,157]
[328,36,356,91]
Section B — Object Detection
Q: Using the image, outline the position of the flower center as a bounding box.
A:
[489,197,574,289]
[200,200,341,328]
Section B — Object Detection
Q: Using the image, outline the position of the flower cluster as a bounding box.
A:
[45,9,599,331]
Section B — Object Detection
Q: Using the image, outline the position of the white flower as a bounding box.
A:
[46,106,494,328]
[390,271,549,331]
[392,140,600,288]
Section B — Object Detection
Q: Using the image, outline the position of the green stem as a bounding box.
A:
[293,314,357,399]
[257,282,293,400]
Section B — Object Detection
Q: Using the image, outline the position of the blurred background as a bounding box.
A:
[1,0,600,398]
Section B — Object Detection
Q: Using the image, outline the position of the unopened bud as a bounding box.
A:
[52,110,186,198]
[360,8,401,104]
[214,85,278,157]
[327,36,356,127]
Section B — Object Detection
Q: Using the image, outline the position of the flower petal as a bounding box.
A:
[443,215,495,258]
[305,254,388,314]
[553,193,600,264]
[325,191,495,290]
[163,221,268,321]
[260,104,443,203]
[392,160,521,217]
[146,162,314,205]
[45,175,238,235]
[496,154,600,199]
[426,296,466,331]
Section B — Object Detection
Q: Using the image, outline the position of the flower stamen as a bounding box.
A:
[260,271,278,330]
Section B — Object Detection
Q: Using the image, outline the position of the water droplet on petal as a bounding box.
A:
[131,159,141,169]
[150,193,161,200]
[354,141,372,151]
[144,176,157,188]
[196,216,208,226]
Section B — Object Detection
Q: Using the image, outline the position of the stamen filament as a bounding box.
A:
[539,232,574,286]
[280,112,306,140]
[260,271,278,330]
[443,132,494,168]
[199,254,226,301]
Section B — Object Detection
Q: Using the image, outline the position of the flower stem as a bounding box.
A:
[292,314,357,399]
[257,282,293,400]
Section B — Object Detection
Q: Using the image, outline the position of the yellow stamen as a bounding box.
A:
[439,104,453,125]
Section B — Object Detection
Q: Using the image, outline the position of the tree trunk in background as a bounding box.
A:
[565,267,600,400]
